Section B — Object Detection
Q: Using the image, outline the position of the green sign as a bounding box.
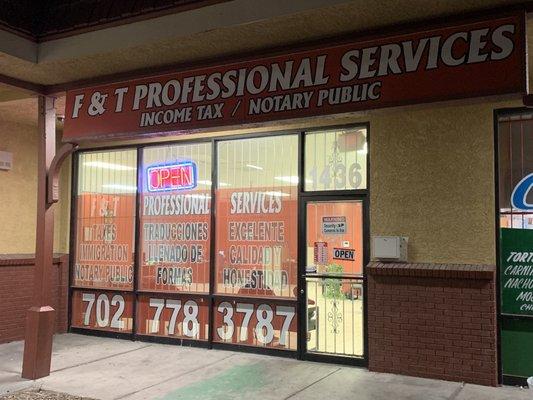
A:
[502,317,533,378]
[500,228,533,316]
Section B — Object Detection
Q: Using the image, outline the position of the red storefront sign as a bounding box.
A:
[64,14,526,140]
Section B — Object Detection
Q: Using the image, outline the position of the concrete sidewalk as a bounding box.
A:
[0,334,531,400]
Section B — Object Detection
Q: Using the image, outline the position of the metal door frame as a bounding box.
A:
[297,194,369,367]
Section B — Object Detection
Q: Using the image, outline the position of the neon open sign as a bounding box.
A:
[147,161,197,192]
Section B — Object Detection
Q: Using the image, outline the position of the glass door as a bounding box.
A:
[300,198,366,364]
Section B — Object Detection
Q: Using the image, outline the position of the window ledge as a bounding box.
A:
[366,262,495,280]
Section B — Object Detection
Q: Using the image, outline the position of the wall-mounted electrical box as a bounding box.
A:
[0,151,12,171]
[372,236,408,262]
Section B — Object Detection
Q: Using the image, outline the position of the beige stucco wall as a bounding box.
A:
[0,97,71,254]
[0,101,38,254]
[367,101,514,265]
[0,96,521,265]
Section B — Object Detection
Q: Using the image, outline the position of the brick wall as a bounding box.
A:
[0,254,69,344]
[367,262,497,386]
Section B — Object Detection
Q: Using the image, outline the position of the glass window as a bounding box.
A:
[305,127,367,191]
[213,135,298,350]
[71,149,137,333]
[498,116,533,228]
[139,143,212,293]
[70,128,369,346]
[73,149,137,291]
[215,135,298,298]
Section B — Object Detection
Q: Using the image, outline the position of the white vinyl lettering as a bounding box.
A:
[491,24,515,60]
[72,94,84,118]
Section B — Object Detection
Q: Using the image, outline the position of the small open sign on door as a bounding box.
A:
[333,247,355,261]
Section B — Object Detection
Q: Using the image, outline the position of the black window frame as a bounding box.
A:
[68,122,370,362]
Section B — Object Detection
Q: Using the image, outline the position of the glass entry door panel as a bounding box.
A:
[305,200,364,358]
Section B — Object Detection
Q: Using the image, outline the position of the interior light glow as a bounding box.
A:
[274,176,299,184]
[263,191,290,197]
[357,142,368,154]
[197,180,229,187]
[246,164,264,170]
[274,176,312,184]
[84,161,135,171]
[102,184,137,192]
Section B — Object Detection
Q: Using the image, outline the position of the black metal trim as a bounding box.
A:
[208,137,217,349]
[296,129,303,362]
[70,326,134,340]
[211,342,297,358]
[136,290,210,298]
[69,286,135,292]
[134,334,211,349]
[296,196,305,357]
[296,130,306,361]
[211,294,297,305]
[364,122,371,366]
[302,353,366,367]
[301,189,369,197]
[67,150,79,333]
[494,108,503,384]
[305,273,365,279]
[502,374,529,387]
[80,135,212,151]
[132,147,142,340]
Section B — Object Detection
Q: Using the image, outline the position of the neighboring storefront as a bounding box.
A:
[497,111,533,384]
[54,10,531,386]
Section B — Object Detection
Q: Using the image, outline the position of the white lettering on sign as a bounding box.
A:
[229,191,283,214]
[333,248,355,261]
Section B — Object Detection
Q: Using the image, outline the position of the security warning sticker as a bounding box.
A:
[322,216,347,235]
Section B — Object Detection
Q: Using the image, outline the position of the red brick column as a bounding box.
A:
[367,262,497,386]
[0,254,69,344]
